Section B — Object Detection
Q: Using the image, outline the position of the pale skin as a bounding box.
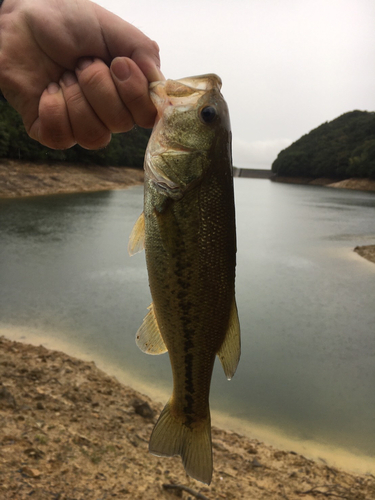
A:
[0,0,163,150]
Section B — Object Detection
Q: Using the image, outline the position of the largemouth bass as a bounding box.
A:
[129,74,240,485]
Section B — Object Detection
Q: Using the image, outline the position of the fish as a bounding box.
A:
[128,74,240,485]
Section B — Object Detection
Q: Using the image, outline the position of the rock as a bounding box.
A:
[213,440,228,452]
[132,399,154,419]
[21,467,42,478]
[24,447,45,459]
[0,386,17,409]
[252,458,262,468]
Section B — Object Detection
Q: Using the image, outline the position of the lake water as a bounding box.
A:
[1,179,375,472]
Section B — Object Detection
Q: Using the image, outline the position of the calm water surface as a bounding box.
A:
[1,179,374,468]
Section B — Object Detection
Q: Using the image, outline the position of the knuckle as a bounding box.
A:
[43,135,75,150]
[142,37,161,58]
[42,99,63,120]
[37,97,75,149]
[123,90,147,108]
[36,122,74,150]
[150,39,161,57]
[137,115,155,129]
[119,92,155,128]
[39,122,75,150]
[65,90,85,109]
[0,54,12,83]
[77,128,111,150]
[79,66,107,92]
[135,114,155,129]
[109,114,134,134]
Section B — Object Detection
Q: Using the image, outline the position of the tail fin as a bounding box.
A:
[149,399,213,485]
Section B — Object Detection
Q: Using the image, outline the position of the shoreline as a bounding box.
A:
[354,245,375,265]
[1,160,375,496]
[2,325,374,477]
[0,159,144,198]
[270,175,375,192]
[270,175,375,265]
[1,334,374,499]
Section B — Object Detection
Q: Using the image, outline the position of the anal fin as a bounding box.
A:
[136,303,167,355]
[217,298,241,380]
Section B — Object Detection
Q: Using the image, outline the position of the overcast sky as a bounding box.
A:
[96,0,375,169]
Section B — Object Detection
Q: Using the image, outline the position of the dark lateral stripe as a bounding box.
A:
[183,351,195,427]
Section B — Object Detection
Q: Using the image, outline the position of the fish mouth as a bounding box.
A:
[149,74,222,110]
[173,74,222,91]
[150,144,201,156]
[149,74,222,93]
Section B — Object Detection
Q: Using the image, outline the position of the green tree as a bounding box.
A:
[0,92,151,167]
[272,111,375,179]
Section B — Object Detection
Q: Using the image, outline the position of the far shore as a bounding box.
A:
[235,168,375,192]
[0,158,144,199]
[270,174,375,192]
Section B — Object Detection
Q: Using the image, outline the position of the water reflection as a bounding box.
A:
[1,181,375,470]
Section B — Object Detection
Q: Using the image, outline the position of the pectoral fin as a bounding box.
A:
[217,298,241,380]
[136,303,168,355]
[128,212,145,256]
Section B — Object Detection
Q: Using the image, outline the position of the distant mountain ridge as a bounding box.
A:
[271,110,375,179]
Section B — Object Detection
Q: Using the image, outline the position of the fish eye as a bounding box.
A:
[200,106,217,124]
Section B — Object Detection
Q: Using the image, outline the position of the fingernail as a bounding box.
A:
[47,82,60,94]
[61,71,77,87]
[111,58,131,81]
[76,57,94,71]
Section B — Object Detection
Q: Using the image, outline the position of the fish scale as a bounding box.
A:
[128,74,240,484]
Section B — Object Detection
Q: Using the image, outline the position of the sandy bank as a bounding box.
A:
[1,336,374,500]
[0,159,144,198]
[354,245,375,264]
[271,175,375,192]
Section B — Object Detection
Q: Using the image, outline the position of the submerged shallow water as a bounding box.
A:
[1,179,375,471]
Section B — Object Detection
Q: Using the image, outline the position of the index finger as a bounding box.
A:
[132,44,165,83]
[92,3,163,82]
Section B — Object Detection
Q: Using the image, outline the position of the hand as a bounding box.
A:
[0,0,163,149]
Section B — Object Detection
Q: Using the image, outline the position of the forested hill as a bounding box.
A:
[271,110,375,179]
[0,92,150,168]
